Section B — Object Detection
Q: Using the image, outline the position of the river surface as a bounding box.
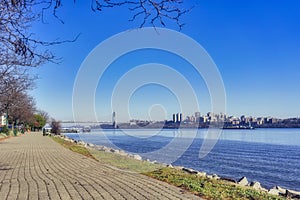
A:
[65,128,300,191]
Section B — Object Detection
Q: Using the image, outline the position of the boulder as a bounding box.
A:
[87,143,94,147]
[268,189,280,196]
[133,154,142,161]
[250,181,262,190]
[114,149,120,154]
[151,160,159,164]
[212,174,220,180]
[196,172,207,177]
[206,175,213,179]
[167,164,173,168]
[286,189,300,199]
[110,148,116,153]
[77,141,86,146]
[96,146,105,151]
[274,186,286,195]
[104,147,111,152]
[237,176,248,186]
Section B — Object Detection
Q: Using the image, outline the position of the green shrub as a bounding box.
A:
[1,126,10,136]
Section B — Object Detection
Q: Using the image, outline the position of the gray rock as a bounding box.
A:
[104,147,111,152]
[96,146,105,151]
[206,175,213,179]
[87,143,94,147]
[182,168,198,174]
[133,154,142,161]
[196,172,206,177]
[167,164,173,168]
[77,141,86,146]
[268,189,280,196]
[274,186,286,194]
[212,174,220,180]
[114,149,120,154]
[110,148,116,153]
[250,181,262,190]
[151,160,158,164]
[237,176,248,186]
[286,189,300,199]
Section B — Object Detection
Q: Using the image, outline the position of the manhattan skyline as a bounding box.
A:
[30,0,300,121]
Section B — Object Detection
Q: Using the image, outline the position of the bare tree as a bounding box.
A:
[1,0,189,69]
[0,0,189,128]
[0,65,35,114]
[38,110,50,123]
[0,1,56,67]
[51,118,61,135]
[8,92,36,126]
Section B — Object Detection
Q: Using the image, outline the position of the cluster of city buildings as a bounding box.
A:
[126,111,300,128]
[181,112,280,126]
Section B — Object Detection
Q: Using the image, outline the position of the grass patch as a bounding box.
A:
[144,167,285,200]
[50,135,96,160]
[88,148,161,173]
[50,135,161,173]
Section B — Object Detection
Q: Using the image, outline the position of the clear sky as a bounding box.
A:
[30,0,300,122]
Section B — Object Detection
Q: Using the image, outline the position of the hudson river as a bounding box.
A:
[65,128,300,191]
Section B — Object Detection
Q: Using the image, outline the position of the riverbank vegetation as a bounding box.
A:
[89,148,161,173]
[51,135,285,200]
[50,135,96,160]
[144,167,284,200]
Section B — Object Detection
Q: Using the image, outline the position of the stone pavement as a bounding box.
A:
[0,133,201,200]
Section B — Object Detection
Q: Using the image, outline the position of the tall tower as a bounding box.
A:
[195,112,201,123]
[112,111,116,128]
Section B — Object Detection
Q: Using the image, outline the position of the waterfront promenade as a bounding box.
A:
[0,133,200,200]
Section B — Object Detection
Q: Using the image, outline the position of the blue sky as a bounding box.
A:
[31,0,300,121]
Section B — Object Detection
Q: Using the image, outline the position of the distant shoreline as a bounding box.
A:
[95,125,300,130]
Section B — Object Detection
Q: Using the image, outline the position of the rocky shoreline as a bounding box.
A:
[57,134,300,199]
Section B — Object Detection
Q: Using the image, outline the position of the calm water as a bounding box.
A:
[65,128,300,191]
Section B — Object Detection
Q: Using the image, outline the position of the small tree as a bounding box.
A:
[38,110,49,123]
[32,114,47,131]
[51,119,61,135]
[0,126,10,136]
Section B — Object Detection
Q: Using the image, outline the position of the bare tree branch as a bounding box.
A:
[43,0,191,29]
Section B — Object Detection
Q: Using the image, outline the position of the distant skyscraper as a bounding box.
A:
[112,111,116,128]
[195,112,201,122]
[180,113,182,122]
[173,114,176,123]
[176,113,179,123]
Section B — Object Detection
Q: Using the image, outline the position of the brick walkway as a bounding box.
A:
[0,133,201,200]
